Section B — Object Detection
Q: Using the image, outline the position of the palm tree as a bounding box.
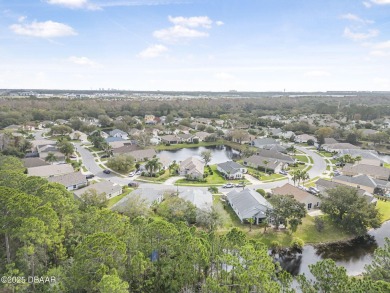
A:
[300,170,310,184]
[101,142,113,157]
[45,152,58,164]
[287,145,297,156]
[247,218,255,232]
[145,158,162,177]
[291,170,300,186]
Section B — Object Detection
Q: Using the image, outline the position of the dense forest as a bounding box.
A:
[1,154,390,292]
[1,95,390,128]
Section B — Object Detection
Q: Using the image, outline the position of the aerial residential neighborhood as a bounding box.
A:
[2,0,390,291]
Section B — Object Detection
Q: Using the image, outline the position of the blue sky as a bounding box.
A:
[1,0,390,91]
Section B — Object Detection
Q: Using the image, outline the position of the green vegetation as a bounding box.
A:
[294,154,309,163]
[155,141,221,150]
[106,189,134,208]
[318,150,334,157]
[260,173,285,181]
[106,155,135,174]
[138,169,171,183]
[176,165,229,185]
[384,163,390,169]
[377,200,390,222]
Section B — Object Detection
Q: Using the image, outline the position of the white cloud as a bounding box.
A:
[216,21,224,26]
[18,16,26,22]
[340,13,373,24]
[368,40,390,56]
[46,0,100,10]
[138,44,168,58]
[154,25,209,41]
[363,1,372,7]
[343,27,379,41]
[153,15,220,42]
[371,0,390,5]
[47,0,87,8]
[304,70,331,77]
[10,20,77,38]
[68,56,98,66]
[168,16,212,28]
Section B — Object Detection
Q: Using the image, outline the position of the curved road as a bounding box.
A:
[76,142,327,193]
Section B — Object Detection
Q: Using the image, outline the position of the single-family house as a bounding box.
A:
[315,178,377,205]
[128,149,157,162]
[322,143,360,152]
[295,134,317,143]
[217,161,247,179]
[227,188,272,224]
[145,115,156,125]
[112,145,141,156]
[179,189,213,210]
[47,172,87,191]
[272,183,321,210]
[333,174,390,194]
[195,131,211,141]
[112,188,173,210]
[335,149,384,166]
[342,164,390,181]
[243,155,285,173]
[179,157,205,179]
[251,138,280,149]
[255,149,295,165]
[160,135,182,144]
[109,129,129,140]
[323,137,339,145]
[22,158,50,168]
[177,133,196,143]
[74,181,123,200]
[27,164,74,178]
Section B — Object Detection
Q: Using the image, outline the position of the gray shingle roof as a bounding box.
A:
[22,158,50,168]
[217,161,245,174]
[47,171,86,187]
[227,189,272,221]
[255,149,295,164]
[74,181,122,198]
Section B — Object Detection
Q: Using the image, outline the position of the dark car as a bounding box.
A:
[103,169,111,174]
[101,154,109,158]
[86,174,95,179]
[128,182,139,187]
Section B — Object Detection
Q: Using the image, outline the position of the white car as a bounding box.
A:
[128,171,136,177]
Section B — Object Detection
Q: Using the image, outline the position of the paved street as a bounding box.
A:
[69,140,327,194]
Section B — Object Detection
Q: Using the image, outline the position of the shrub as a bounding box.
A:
[208,186,218,194]
[314,216,325,232]
[256,189,266,196]
[271,241,282,253]
[290,238,304,251]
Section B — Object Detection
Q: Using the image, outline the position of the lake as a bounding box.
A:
[157,145,240,164]
[278,221,390,278]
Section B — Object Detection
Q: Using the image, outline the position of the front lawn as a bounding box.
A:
[318,151,334,158]
[155,141,221,150]
[137,169,172,183]
[176,165,229,185]
[384,163,390,169]
[294,155,309,163]
[377,200,390,222]
[260,173,285,181]
[215,196,353,247]
[106,187,134,208]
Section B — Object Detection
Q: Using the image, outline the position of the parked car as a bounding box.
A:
[235,182,245,187]
[135,170,142,175]
[298,185,309,191]
[308,187,319,194]
[128,171,136,177]
[128,182,139,187]
[222,183,235,188]
[86,174,95,179]
[333,170,341,176]
[70,155,77,159]
[103,169,111,174]
[101,154,109,158]
[279,170,288,175]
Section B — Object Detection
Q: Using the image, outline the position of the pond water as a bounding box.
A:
[277,221,390,278]
[157,145,240,165]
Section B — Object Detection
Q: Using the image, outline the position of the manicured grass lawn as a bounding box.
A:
[86,146,102,152]
[384,163,390,169]
[106,187,134,208]
[260,173,285,181]
[326,165,331,171]
[138,169,171,183]
[81,166,87,172]
[288,164,307,172]
[318,151,334,157]
[294,155,309,163]
[215,195,353,247]
[377,200,390,222]
[309,157,314,164]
